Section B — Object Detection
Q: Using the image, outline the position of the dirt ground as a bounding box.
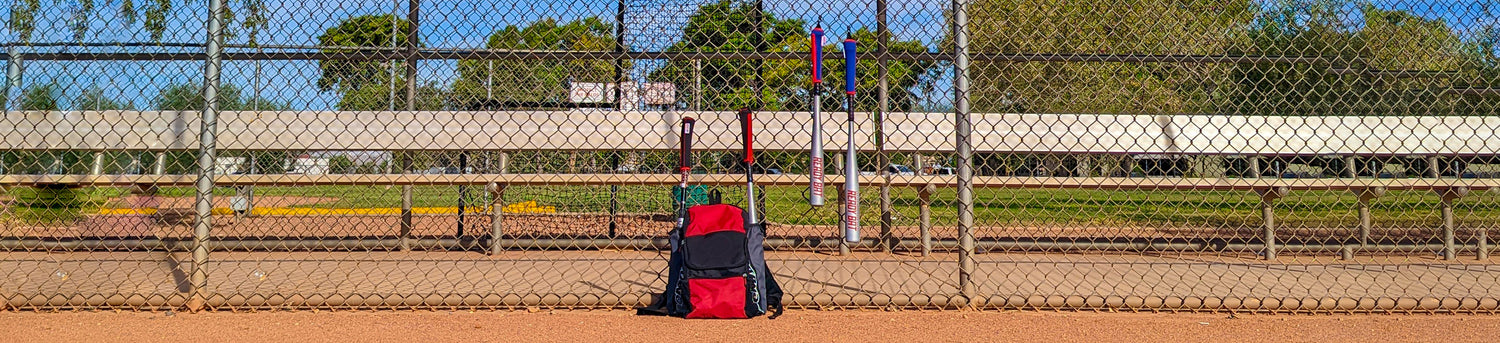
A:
[1,310,1496,343]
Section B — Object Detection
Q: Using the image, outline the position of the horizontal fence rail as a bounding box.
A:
[6,111,1500,155]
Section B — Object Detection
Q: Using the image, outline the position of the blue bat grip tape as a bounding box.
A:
[843,38,856,94]
[811,27,825,83]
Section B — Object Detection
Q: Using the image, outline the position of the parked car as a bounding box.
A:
[750,166,783,175]
[886,164,916,176]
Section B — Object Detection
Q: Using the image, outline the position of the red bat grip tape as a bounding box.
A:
[738,108,755,164]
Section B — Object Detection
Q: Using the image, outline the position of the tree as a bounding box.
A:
[315,15,447,111]
[328,155,356,174]
[8,0,268,43]
[817,28,941,112]
[74,88,135,110]
[18,83,60,111]
[153,83,239,110]
[646,0,807,111]
[449,17,618,108]
[335,80,447,111]
[316,15,416,93]
[1224,2,1475,116]
[1453,19,1500,116]
[967,0,1254,114]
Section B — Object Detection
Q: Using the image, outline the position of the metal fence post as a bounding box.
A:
[488,182,505,255]
[191,0,228,311]
[399,0,420,252]
[876,0,894,254]
[1349,187,1384,260]
[4,47,18,110]
[919,184,934,257]
[1257,187,1287,260]
[1438,187,1468,261]
[951,0,977,307]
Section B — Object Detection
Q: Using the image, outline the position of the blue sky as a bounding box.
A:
[2,0,1494,111]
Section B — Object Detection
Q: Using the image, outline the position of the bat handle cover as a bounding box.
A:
[679,117,695,172]
[811,27,825,84]
[738,108,755,164]
[843,38,857,95]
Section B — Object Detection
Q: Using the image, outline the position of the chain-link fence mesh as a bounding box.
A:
[2,0,1498,312]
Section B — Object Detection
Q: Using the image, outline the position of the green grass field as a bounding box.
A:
[5,184,1499,228]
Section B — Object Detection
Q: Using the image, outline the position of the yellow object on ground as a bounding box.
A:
[501,201,556,214]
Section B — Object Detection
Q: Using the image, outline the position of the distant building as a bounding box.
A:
[214,157,245,175]
[288,154,329,175]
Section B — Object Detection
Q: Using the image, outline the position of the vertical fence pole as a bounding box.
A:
[614,0,626,110]
[4,47,18,110]
[387,1,400,111]
[3,46,15,110]
[1257,187,1286,260]
[399,0,420,251]
[154,152,166,175]
[488,182,505,255]
[91,152,105,175]
[1249,156,1262,178]
[1351,187,1383,260]
[1438,187,1467,261]
[190,0,228,311]
[919,184,934,257]
[951,0,977,307]
[876,0,894,254]
[752,0,764,109]
[1479,221,1490,260]
[610,0,626,239]
[693,59,702,111]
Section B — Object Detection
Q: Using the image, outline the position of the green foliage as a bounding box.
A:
[316,15,417,93]
[19,83,60,111]
[817,28,941,112]
[334,79,447,111]
[1224,1,1483,116]
[968,0,1497,116]
[8,0,268,43]
[316,15,449,111]
[647,0,807,110]
[328,155,355,174]
[151,83,289,111]
[450,17,618,107]
[968,0,1255,113]
[74,88,136,110]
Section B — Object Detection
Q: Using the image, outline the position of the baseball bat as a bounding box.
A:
[808,25,826,207]
[842,36,860,243]
[738,108,759,225]
[676,117,696,232]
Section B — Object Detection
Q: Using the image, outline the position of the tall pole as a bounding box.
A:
[752,0,764,110]
[876,0,893,253]
[951,0,977,306]
[5,47,19,110]
[388,1,400,112]
[399,0,419,251]
[693,59,702,111]
[191,0,228,311]
[614,0,626,110]
[610,0,627,235]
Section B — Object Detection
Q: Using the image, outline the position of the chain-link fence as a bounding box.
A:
[2,0,1499,312]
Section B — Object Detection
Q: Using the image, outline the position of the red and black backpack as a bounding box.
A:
[641,202,783,319]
